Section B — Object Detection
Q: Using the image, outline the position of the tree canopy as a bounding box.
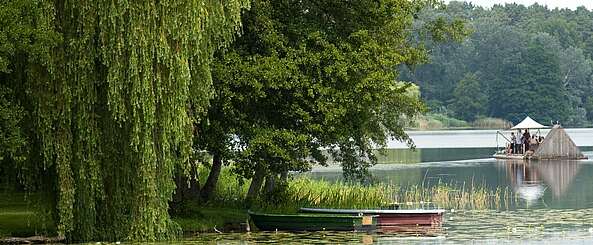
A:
[450,73,487,121]
[1,0,248,241]
[403,2,593,126]
[198,0,467,201]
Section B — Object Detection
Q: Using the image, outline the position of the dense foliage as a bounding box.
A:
[197,0,467,201]
[1,0,465,241]
[403,2,593,126]
[1,0,248,241]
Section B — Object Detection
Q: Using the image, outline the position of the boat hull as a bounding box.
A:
[376,213,443,233]
[248,211,376,232]
[299,208,444,233]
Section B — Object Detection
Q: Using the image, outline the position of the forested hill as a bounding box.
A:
[401,2,593,127]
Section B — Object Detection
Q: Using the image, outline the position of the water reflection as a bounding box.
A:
[280,147,593,242]
[311,151,593,209]
[194,157,593,243]
[499,160,582,204]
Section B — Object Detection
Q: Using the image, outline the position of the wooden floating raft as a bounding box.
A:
[494,122,587,160]
[299,208,445,233]
[248,210,377,232]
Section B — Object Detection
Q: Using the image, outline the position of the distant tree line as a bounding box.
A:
[401,2,593,126]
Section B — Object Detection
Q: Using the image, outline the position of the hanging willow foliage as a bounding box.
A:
[2,0,248,241]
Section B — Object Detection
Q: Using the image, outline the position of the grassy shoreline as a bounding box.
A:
[2,169,519,237]
[172,169,520,234]
[410,114,512,130]
[173,207,248,234]
[0,193,54,238]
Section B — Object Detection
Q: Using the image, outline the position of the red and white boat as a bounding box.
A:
[299,207,444,233]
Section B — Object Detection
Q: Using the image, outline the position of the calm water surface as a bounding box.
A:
[187,130,593,244]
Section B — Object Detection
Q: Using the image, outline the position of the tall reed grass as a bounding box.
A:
[391,182,519,210]
[472,117,513,129]
[410,114,512,130]
[199,167,519,212]
[254,178,392,212]
[412,113,469,129]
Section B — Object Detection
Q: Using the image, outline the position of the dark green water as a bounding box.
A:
[375,147,496,164]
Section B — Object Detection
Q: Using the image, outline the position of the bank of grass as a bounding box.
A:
[471,117,513,129]
[253,177,392,213]
[173,174,394,233]
[412,113,512,130]
[0,193,54,238]
[392,182,519,210]
[255,178,519,212]
[2,168,519,236]
[413,113,469,129]
[173,207,248,234]
[177,168,520,233]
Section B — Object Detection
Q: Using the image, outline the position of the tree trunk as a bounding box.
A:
[172,170,200,208]
[263,174,276,194]
[200,153,222,201]
[246,164,266,202]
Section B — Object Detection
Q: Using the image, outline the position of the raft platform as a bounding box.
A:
[494,124,587,160]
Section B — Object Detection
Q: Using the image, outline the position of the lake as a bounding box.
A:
[189,129,593,243]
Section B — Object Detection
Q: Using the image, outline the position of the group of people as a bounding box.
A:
[507,129,544,155]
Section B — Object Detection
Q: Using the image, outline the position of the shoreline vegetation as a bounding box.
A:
[138,171,522,234]
[410,113,513,130]
[1,167,519,237]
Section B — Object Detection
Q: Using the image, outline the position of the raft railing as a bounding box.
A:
[496,131,512,153]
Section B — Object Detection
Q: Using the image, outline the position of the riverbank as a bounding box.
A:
[0,194,54,238]
[173,169,520,234]
[411,114,512,130]
[1,168,519,238]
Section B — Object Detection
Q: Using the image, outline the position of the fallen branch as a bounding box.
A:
[0,236,65,244]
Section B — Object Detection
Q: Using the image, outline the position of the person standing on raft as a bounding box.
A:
[510,132,516,154]
[523,129,531,152]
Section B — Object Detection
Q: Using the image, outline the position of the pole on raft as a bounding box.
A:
[496,131,499,153]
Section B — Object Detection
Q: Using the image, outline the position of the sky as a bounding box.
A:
[444,0,593,10]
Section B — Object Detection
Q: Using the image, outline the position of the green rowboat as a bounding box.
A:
[248,210,377,232]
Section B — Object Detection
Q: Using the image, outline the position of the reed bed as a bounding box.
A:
[412,113,469,129]
[255,178,392,212]
[254,177,520,212]
[199,167,520,212]
[391,182,520,210]
[472,117,513,129]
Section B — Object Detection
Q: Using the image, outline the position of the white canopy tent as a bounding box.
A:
[495,116,547,151]
[511,116,547,129]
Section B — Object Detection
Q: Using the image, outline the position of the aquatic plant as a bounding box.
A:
[412,113,470,129]
[249,176,520,212]
[255,178,392,212]
[472,117,513,129]
[190,166,520,214]
[392,182,519,210]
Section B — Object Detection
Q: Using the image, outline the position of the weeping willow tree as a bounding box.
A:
[1,0,248,241]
